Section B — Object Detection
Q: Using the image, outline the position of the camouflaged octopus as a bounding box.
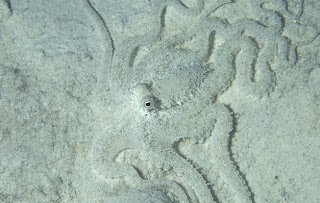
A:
[86,0,292,202]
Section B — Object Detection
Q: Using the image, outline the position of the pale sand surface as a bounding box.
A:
[0,0,319,202]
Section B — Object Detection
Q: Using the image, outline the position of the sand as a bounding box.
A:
[0,0,319,202]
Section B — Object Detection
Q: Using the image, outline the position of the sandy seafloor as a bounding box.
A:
[0,0,320,202]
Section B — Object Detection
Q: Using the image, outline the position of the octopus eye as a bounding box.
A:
[144,101,152,108]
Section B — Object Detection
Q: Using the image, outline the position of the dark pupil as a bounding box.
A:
[145,101,151,107]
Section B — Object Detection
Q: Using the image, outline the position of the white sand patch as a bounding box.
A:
[0,0,319,202]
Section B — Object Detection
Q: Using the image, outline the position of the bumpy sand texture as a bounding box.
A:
[0,0,319,202]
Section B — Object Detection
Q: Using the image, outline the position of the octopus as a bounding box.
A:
[84,0,293,202]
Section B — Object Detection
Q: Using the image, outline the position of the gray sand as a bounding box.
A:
[0,0,319,202]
